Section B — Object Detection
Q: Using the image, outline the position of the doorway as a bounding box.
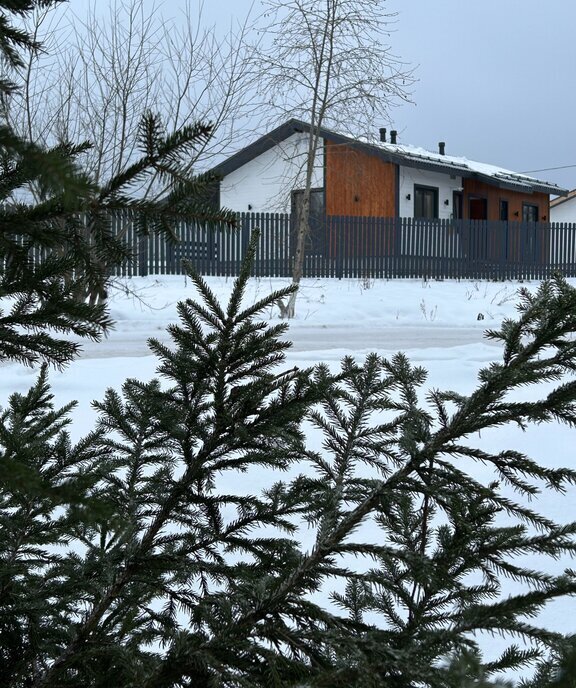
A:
[469,197,488,220]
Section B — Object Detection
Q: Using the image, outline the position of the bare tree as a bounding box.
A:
[0,0,260,305]
[254,0,414,318]
[3,0,260,193]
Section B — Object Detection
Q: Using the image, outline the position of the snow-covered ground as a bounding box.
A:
[2,274,522,432]
[0,273,532,432]
[2,273,575,678]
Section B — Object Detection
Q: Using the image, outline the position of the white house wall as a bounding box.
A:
[550,197,576,264]
[550,197,576,223]
[398,166,462,220]
[220,133,324,213]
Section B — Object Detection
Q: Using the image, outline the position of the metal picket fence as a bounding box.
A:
[121,213,576,281]
[10,211,575,281]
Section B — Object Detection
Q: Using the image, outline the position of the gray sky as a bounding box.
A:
[386,0,576,191]
[71,0,576,191]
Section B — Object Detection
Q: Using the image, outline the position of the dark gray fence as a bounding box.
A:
[111,213,576,280]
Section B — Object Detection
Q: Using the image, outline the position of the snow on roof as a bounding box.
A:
[367,138,561,191]
[211,119,567,195]
[550,188,576,207]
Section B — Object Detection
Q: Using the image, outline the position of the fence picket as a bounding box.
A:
[17,211,576,281]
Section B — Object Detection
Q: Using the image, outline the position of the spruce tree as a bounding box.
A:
[4,4,576,688]
[1,233,327,686]
[0,0,234,368]
[521,635,576,687]
[3,230,576,685]
[297,279,576,686]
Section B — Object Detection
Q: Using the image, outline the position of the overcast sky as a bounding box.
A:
[71,0,576,191]
[386,0,576,191]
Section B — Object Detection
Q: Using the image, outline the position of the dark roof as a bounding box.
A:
[211,119,568,197]
[551,189,576,208]
[210,119,315,177]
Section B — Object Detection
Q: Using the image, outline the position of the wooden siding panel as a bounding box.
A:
[462,179,550,221]
[325,141,397,217]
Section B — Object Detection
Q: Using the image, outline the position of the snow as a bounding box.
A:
[351,129,566,194]
[2,272,575,678]
[372,139,566,193]
[2,275,516,434]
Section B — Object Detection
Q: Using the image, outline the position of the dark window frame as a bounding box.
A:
[522,202,539,222]
[499,199,509,222]
[452,191,463,220]
[414,184,439,219]
[291,187,327,256]
[291,187,325,219]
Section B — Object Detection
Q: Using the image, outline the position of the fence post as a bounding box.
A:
[242,214,251,251]
[395,217,403,278]
[335,217,344,279]
[138,233,148,277]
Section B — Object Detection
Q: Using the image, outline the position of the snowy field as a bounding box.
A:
[2,272,575,679]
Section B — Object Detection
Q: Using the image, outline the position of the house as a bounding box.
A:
[551,189,576,223]
[203,120,575,281]
[210,119,567,222]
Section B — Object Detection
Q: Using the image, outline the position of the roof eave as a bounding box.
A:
[210,118,311,177]
[551,192,576,208]
[530,183,569,196]
[394,156,468,176]
[211,118,568,196]
[473,173,567,195]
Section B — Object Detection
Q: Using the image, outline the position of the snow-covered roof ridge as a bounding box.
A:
[211,118,568,196]
[360,136,564,192]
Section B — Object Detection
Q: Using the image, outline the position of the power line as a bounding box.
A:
[521,163,576,173]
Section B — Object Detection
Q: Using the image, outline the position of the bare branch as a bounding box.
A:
[5,0,260,195]
[252,0,415,317]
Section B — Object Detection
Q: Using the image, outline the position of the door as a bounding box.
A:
[469,197,488,220]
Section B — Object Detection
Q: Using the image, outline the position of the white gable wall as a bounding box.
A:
[220,133,324,213]
[550,196,576,223]
[398,166,463,219]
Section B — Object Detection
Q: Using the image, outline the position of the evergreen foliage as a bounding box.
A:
[0,0,234,368]
[2,2,576,687]
[3,229,576,685]
[521,635,576,688]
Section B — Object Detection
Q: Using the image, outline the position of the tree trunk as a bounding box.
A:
[282,189,311,319]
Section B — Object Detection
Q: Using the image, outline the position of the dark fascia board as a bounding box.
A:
[209,119,457,177]
[551,189,576,207]
[474,176,541,195]
[209,118,400,177]
[210,119,311,177]
[211,119,567,196]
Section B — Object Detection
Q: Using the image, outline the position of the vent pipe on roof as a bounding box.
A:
[390,130,398,144]
[439,141,446,155]
[379,127,386,142]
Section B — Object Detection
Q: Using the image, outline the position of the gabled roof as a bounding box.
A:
[551,189,576,208]
[211,118,568,197]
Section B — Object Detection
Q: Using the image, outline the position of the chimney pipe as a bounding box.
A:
[379,127,387,142]
[390,130,397,144]
[439,141,446,155]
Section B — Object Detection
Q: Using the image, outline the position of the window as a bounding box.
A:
[522,203,539,222]
[499,200,509,221]
[291,188,326,255]
[453,191,463,220]
[292,188,325,220]
[414,185,438,219]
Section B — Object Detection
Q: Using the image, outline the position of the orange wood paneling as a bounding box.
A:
[325,141,396,217]
[462,179,550,221]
